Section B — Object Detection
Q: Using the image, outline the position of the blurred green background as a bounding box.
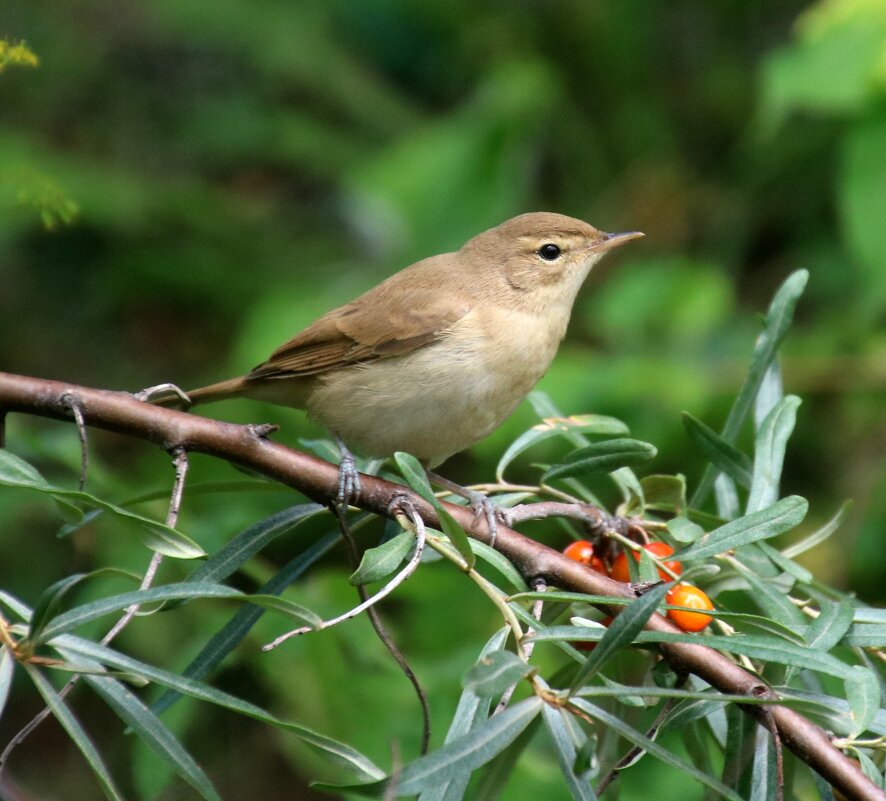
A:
[1,1,886,799]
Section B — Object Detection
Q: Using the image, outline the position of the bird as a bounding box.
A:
[150,212,642,500]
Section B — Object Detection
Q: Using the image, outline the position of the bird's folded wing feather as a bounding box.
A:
[247,286,471,379]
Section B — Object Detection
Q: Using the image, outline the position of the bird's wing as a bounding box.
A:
[247,283,471,380]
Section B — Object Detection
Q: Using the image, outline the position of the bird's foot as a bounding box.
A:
[335,437,361,510]
[467,490,503,547]
[134,383,192,408]
[426,470,507,547]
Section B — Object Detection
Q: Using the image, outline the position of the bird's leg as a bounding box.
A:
[425,470,502,546]
[133,383,193,408]
[334,434,361,509]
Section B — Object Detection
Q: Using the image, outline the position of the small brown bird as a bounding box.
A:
[168,212,642,468]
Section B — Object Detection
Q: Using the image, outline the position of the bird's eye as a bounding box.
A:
[538,243,562,261]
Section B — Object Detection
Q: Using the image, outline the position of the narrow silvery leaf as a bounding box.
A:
[350,531,414,585]
[667,516,706,543]
[749,728,776,801]
[184,503,323,586]
[543,439,656,482]
[569,583,670,693]
[691,269,808,507]
[391,698,543,796]
[542,705,598,801]
[747,395,801,514]
[846,665,880,738]
[463,650,533,698]
[714,473,740,521]
[754,362,784,430]
[682,413,753,489]
[675,496,808,562]
[806,601,855,652]
[395,451,475,569]
[496,414,628,482]
[418,628,509,801]
[153,529,340,717]
[394,452,437,504]
[0,647,14,719]
[572,699,744,801]
[782,501,851,558]
[56,634,385,781]
[83,672,222,801]
[24,664,126,801]
[0,451,204,558]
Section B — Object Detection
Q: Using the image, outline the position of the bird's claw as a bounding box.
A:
[468,491,506,547]
[133,383,192,408]
[335,442,361,510]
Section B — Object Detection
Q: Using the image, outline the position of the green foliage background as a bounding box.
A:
[1,1,885,799]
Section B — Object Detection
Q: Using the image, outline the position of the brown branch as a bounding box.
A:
[0,371,881,801]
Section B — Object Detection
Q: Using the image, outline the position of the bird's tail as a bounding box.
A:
[145,377,249,408]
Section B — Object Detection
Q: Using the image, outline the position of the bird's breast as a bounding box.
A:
[306,306,568,465]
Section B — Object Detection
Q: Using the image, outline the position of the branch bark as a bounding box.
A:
[0,371,881,801]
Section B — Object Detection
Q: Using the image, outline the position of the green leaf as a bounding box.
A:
[682,413,753,489]
[389,697,543,796]
[56,634,385,782]
[393,451,436,504]
[690,270,808,507]
[82,671,222,801]
[462,650,533,698]
[569,583,670,694]
[806,600,855,652]
[747,395,801,514]
[728,559,806,628]
[0,646,14,719]
[533,628,855,678]
[543,439,656,482]
[675,496,808,561]
[350,531,414,585]
[183,503,323,586]
[417,628,510,801]
[152,531,340,717]
[395,452,475,569]
[435,504,476,571]
[0,451,204,558]
[782,501,852,558]
[469,540,527,592]
[714,473,740,521]
[754,541,813,583]
[28,569,135,644]
[640,474,687,513]
[496,414,628,482]
[667,516,706,544]
[24,664,126,801]
[570,698,744,801]
[541,704,597,801]
[28,573,91,644]
[846,666,880,738]
[35,583,320,645]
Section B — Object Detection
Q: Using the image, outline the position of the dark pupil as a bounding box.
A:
[539,243,561,261]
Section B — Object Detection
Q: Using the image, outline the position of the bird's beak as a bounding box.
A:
[591,230,645,253]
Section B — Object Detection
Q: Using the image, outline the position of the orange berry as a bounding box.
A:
[611,541,681,583]
[666,584,714,632]
[562,540,606,574]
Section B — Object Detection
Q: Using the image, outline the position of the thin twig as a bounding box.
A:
[494,577,547,715]
[262,505,427,651]
[594,680,685,795]
[61,393,88,491]
[336,501,432,755]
